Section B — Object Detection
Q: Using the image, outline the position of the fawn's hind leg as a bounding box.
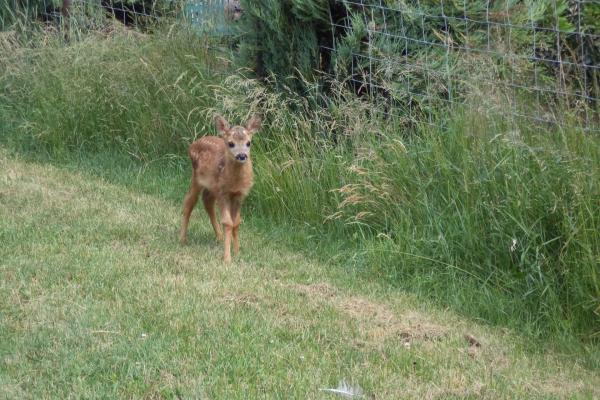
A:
[179,180,201,244]
[202,190,223,241]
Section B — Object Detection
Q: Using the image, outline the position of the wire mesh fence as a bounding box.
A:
[10,0,230,31]
[4,0,598,133]
[324,0,599,133]
[0,0,168,31]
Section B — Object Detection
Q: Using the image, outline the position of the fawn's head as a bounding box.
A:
[216,115,261,164]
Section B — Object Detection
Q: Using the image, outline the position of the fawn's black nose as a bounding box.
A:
[236,154,248,161]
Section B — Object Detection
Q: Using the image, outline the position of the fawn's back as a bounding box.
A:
[189,133,253,198]
[189,136,230,195]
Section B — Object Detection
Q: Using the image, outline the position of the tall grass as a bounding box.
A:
[1,22,598,341]
[208,74,600,340]
[1,21,225,158]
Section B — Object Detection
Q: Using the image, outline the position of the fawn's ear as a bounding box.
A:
[215,115,231,137]
[245,115,261,136]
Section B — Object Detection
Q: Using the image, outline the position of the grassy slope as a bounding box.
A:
[2,24,598,340]
[1,150,599,399]
[1,20,599,397]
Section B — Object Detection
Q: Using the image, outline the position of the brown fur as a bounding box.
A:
[179,115,261,263]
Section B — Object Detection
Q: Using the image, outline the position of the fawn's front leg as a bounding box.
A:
[220,197,241,263]
[232,203,242,256]
[223,225,233,263]
[220,198,233,263]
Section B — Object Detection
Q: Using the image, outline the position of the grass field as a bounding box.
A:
[1,149,599,399]
[1,16,599,398]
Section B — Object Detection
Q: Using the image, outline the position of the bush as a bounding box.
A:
[238,0,600,123]
[236,0,331,91]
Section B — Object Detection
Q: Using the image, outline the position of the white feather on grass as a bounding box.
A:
[319,380,364,398]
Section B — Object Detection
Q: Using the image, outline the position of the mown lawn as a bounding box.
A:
[1,149,598,399]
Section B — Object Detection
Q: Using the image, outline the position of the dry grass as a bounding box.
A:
[291,282,448,346]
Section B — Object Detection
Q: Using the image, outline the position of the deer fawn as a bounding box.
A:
[179,115,261,263]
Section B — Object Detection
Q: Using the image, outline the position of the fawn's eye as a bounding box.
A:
[228,142,235,148]
[246,141,251,147]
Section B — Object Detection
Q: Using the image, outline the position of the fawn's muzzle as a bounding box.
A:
[235,154,248,162]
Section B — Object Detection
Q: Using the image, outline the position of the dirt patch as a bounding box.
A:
[220,291,262,309]
[289,282,448,346]
[528,355,597,398]
[293,282,338,299]
[535,377,589,398]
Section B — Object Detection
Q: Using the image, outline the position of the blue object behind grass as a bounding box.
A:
[184,0,235,36]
